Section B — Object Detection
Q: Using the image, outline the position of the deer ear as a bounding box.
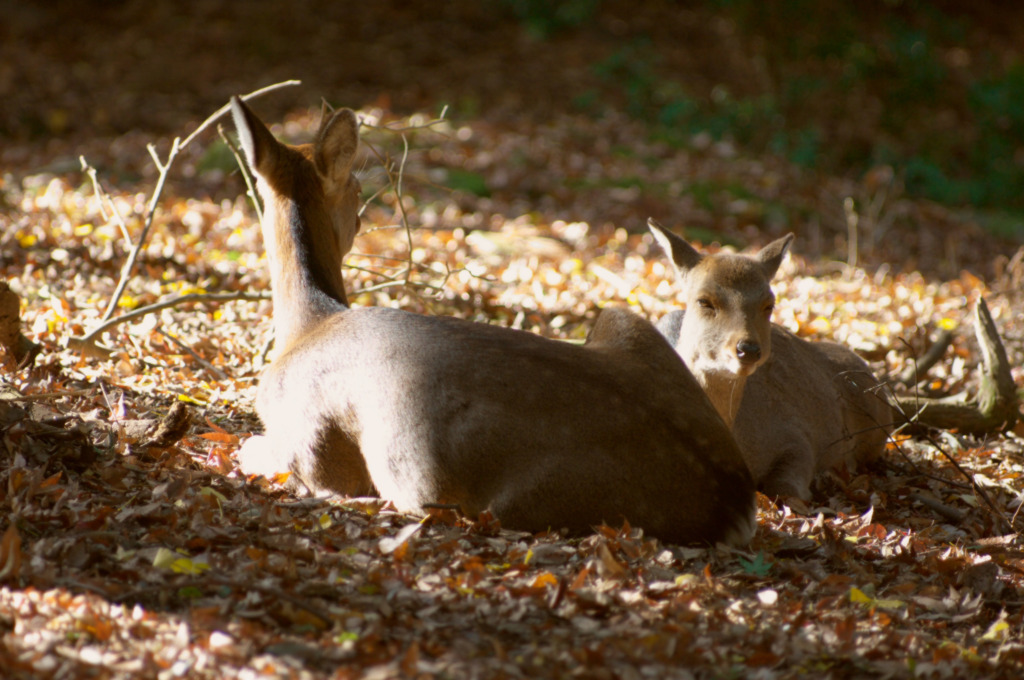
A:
[315,107,359,183]
[648,218,703,276]
[757,233,794,279]
[230,96,280,175]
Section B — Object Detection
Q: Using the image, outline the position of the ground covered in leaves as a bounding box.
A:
[3,2,1024,678]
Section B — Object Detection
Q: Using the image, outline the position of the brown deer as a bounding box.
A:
[229,96,756,545]
[648,219,890,500]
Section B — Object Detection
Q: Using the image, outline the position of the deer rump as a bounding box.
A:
[250,304,753,545]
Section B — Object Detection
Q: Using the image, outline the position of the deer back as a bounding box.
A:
[732,328,890,498]
[232,99,757,545]
[649,221,889,499]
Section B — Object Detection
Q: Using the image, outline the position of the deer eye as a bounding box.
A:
[697,298,715,313]
[763,301,775,316]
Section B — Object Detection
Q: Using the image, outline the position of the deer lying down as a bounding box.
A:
[229,96,756,546]
[648,220,891,501]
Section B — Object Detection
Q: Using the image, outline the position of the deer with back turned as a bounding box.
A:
[648,219,890,500]
[228,97,756,545]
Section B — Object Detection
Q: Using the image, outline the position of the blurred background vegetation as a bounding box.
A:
[3,0,1023,239]
[502,0,1024,224]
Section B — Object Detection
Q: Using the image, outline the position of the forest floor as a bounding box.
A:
[2,1,1024,678]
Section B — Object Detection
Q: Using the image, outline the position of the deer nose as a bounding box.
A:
[736,341,761,364]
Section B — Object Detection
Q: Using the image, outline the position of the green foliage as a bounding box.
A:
[591,41,819,168]
[499,0,603,39]
[738,552,772,577]
[585,1,1024,216]
[445,168,491,197]
[196,140,238,175]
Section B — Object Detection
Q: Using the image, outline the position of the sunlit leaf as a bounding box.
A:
[981,618,1009,642]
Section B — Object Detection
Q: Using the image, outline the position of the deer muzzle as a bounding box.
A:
[735,340,762,365]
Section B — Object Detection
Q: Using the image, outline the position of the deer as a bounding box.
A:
[647,219,891,501]
[228,96,757,546]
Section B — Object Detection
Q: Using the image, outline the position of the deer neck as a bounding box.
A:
[261,194,348,353]
[692,366,747,430]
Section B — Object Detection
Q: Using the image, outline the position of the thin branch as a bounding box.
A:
[889,299,1018,435]
[908,492,967,523]
[843,196,858,270]
[100,136,181,322]
[357,278,444,296]
[344,263,404,281]
[359,106,448,134]
[218,123,262,224]
[180,80,301,151]
[74,80,300,352]
[898,328,954,387]
[79,157,131,243]
[390,133,415,284]
[359,107,448,287]
[346,251,421,263]
[1,388,96,403]
[922,432,1015,533]
[69,291,270,357]
[155,327,230,380]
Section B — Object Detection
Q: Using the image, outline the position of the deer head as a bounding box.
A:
[231,96,362,352]
[649,219,792,426]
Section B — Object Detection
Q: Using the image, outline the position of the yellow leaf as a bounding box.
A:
[982,619,1009,642]
[850,587,904,610]
[849,587,873,604]
[674,573,698,587]
[170,558,210,575]
[153,548,209,575]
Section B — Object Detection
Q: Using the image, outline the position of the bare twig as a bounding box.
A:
[364,132,417,285]
[357,278,446,296]
[357,107,448,289]
[99,136,181,323]
[909,492,967,523]
[180,80,301,151]
[1,388,96,403]
[922,432,1015,533]
[155,328,230,380]
[898,328,954,387]
[68,291,270,358]
[72,80,300,354]
[890,299,1019,434]
[218,123,262,225]
[843,196,858,270]
[79,157,131,243]
[358,107,448,134]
